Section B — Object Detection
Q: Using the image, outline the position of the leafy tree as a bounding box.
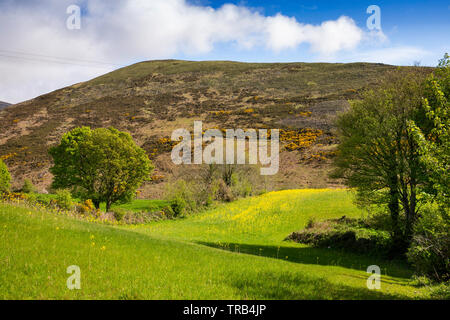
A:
[332,70,430,251]
[0,159,11,193]
[49,127,153,211]
[408,54,449,213]
[406,54,449,280]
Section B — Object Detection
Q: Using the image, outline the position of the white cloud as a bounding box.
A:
[0,0,375,103]
[303,16,363,55]
[349,46,432,65]
[79,1,364,59]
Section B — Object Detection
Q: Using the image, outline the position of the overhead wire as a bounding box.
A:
[0,49,122,69]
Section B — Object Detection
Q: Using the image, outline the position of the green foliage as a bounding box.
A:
[166,164,257,213]
[405,54,450,281]
[21,179,35,194]
[407,205,450,282]
[49,127,153,211]
[286,217,392,256]
[429,283,450,299]
[0,159,11,193]
[161,205,175,219]
[169,197,186,217]
[229,166,259,198]
[165,180,197,215]
[55,189,73,211]
[171,164,263,209]
[333,70,430,248]
[111,207,127,222]
[35,194,52,207]
[408,53,449,217]
[24,192,37,204]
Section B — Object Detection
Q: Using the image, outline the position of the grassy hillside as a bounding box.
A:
[1,60,430,196]
[0,189,435,299]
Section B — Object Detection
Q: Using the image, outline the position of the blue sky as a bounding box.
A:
[0,0,448,103]
[179,0,449,65]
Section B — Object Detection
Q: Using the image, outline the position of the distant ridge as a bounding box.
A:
[0,101,11,110]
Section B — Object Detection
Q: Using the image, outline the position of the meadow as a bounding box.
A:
[32,193,168,213]
[0,189,437,299]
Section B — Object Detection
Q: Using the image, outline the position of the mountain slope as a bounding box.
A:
[0,101,11,110]
[0,60,430,195]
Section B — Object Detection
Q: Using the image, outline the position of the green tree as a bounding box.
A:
[49,127,153,211]
[408,54,449,213]
[406,54,449,280]
[332,70,430,251]
[0,159,11,194]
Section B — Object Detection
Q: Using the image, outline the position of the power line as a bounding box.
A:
[0,49,121,66]
[0,49,123,69]
[0,53,115,69]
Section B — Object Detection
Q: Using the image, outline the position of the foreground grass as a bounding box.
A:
[0,189,434,299]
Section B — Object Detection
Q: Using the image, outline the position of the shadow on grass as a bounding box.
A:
[196,241,413,280]
[227,271,409,300]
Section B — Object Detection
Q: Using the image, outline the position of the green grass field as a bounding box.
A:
[33,193,168,213]
[0,189,436,299]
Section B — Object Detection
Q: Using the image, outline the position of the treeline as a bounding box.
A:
[332,54,449,282]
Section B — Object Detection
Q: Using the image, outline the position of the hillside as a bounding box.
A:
[0,60,428,196]
[0,189,435,299]
[0,101,11,110]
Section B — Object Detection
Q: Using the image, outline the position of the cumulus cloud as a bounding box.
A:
[350,46,433,65]
[0,0,371,103]
[82,0,364,59]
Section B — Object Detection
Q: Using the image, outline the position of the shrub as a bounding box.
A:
[77,199,96,215]
[0,159,11,194]
[305,217,316,229]
[21,179,36,194]
[25,192,37,204]
[165,180,197,214]
[84,199,95,211]
[170,197,186,217]
[216,179,234,202]
[230,174,253,198]
[172,164,262,210]
[429,283,450,299]
[55,189,73,210]
[286,216,393,256]
[111,207,127,222]
[35,194,52,207]
[362,208,397,232]
[407,206,450,282]
[161,205,175,219]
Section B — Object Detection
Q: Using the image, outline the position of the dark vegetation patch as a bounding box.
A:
[286,216,393,257]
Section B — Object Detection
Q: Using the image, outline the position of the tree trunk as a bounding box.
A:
[92,199,100,209]
[106,201,112,212]
[387,175,407,255]
[388,186,400,237]
[405,180,417,242]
